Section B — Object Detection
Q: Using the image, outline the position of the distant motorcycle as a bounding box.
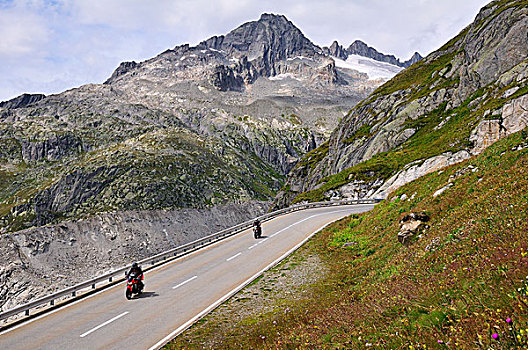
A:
[253,223,262,239]
[125,273,143,300]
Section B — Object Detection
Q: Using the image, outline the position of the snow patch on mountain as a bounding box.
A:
[333,54,403,81]
[268,73,301,81]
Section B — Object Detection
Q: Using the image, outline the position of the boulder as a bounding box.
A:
[398,212,430,245]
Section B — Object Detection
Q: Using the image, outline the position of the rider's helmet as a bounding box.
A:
[132,262,138,269]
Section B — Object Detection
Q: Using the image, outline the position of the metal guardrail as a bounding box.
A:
[0,199,381,322]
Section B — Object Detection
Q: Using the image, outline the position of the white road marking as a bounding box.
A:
[172,276,198,290]
[248,244,259,250]
[226,252,242,261]
[79,311,129,338]
[172,276,198,289]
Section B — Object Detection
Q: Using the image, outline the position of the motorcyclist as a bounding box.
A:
[126,262,144,292]
[253,219,262,237]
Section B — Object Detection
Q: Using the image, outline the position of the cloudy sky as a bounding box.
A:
[0,0,490,102]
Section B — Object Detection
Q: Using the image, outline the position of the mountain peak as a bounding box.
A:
[258,13,288,22]
[195,13,318,78]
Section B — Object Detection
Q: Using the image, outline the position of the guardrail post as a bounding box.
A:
[25,309,30,316]
[109,277,113,282]
[92,283,96,289]
[50,300,54,306]
[72,291,76,297]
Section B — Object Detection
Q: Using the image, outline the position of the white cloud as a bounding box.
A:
[0,0,491,102]
[0,4,50,57]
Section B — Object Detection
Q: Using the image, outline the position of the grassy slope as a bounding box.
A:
[167,129,528,349]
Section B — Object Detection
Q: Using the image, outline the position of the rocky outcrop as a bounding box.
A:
[198,13,319,78]
[21,134,84,162]
[325,178,384,201]
[398,212,429,245]
[0,93,46,109]
[348,40,403,67]
[322,40,423,68]
[0,201,267,312]
[404,52,423,67]
[373,151,472,199]
[210,65,245,91]
[459,4,528,98]
[11,165,122,227]
[323,41,348,60]
[471,94,528,154]
[104,61,139,84]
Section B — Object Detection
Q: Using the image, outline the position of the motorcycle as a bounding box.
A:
[253,224,262,239]
[125,273,143,300]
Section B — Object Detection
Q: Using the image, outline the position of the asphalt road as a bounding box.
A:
[0,204,374,350]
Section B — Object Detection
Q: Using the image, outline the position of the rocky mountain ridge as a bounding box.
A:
[275,0,528,207]
[323,40,422,68]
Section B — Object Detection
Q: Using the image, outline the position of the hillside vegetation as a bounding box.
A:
[168,129,528,349]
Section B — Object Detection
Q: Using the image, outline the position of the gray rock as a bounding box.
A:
[470,93,528,155]
[22,134,84,162]
[373,150,471,199]
[209,65,244,91]
[0,93,46,109]
[398,212,429,245]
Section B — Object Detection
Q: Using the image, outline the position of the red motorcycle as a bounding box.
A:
[125,273,143,300]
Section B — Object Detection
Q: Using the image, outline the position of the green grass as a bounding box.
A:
[371,50,458,101]
[342,123,374,144]
[295,141,329,171]
[166,128,528,349]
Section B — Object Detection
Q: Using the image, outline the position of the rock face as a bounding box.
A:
[0,93,46,109]
[398,212,429,245]
[373,151,472,199]
[198,13,319,80]
[277,0,528,207]
[209,65,244,91]
[0,201,267,313]
[471,94,528,154]
[21,134,84,162]
[104,61,139,84]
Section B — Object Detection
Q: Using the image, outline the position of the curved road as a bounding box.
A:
[0,204,374,349]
